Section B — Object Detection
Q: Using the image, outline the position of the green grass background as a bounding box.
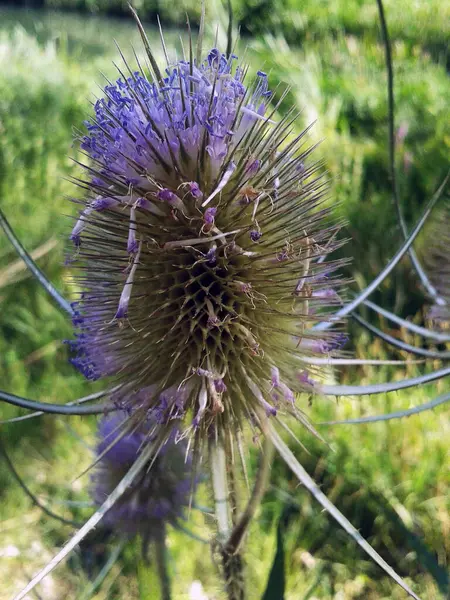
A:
[0,2,448,598]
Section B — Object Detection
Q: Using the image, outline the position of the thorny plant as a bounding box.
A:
[0,1,448,599]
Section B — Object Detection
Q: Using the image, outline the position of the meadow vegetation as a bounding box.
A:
[0,3,448,598]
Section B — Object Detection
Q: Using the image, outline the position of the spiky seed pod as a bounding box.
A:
[68,37,347,451]
[426,205,450,327]
[92,411,193,549]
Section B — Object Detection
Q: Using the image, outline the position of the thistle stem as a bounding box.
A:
[210,441,245,600]
[225,437,273,555]
[226,435,240,527]
[220,550,246,600]
[210,441,230,541]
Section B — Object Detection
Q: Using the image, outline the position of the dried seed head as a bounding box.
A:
[68,39,347,447]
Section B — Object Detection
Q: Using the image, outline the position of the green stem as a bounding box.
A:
[220,550,246,600]
[154,527,171,600]
[219,437,274,600]
[210,440,245,600]
[226,435,240,528]
[225,437,273,555]
[210,441,230,541]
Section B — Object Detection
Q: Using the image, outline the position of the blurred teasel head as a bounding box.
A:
[426,204,449,327]
[68,16,347,455]
[92,410,193,549]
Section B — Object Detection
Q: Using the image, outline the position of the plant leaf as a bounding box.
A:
[261,516,285,600]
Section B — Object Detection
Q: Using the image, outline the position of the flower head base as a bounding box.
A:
[92,412,192,544]
[69,37,347,445]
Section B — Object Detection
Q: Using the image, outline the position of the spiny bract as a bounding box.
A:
[68,42,347,446]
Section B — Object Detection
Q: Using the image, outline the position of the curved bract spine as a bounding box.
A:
[363,299,450,343]
[352,313,450,359]
[375,0,445,304]
[317,365,450,397]
[0,208,73,316]
[0,389,117,415]
[314,173,449,332]
[320,391,450,425]
[13,442,155,600]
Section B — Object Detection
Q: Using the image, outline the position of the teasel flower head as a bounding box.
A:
[426,204,449,327]
[68,25,347,454]
[91,409,193,547]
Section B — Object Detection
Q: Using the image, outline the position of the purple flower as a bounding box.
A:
[245,158,260,177]
[203,207,217,232]
[68,36,346,442]
[298,333,348,354]
[186,181,203,199]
